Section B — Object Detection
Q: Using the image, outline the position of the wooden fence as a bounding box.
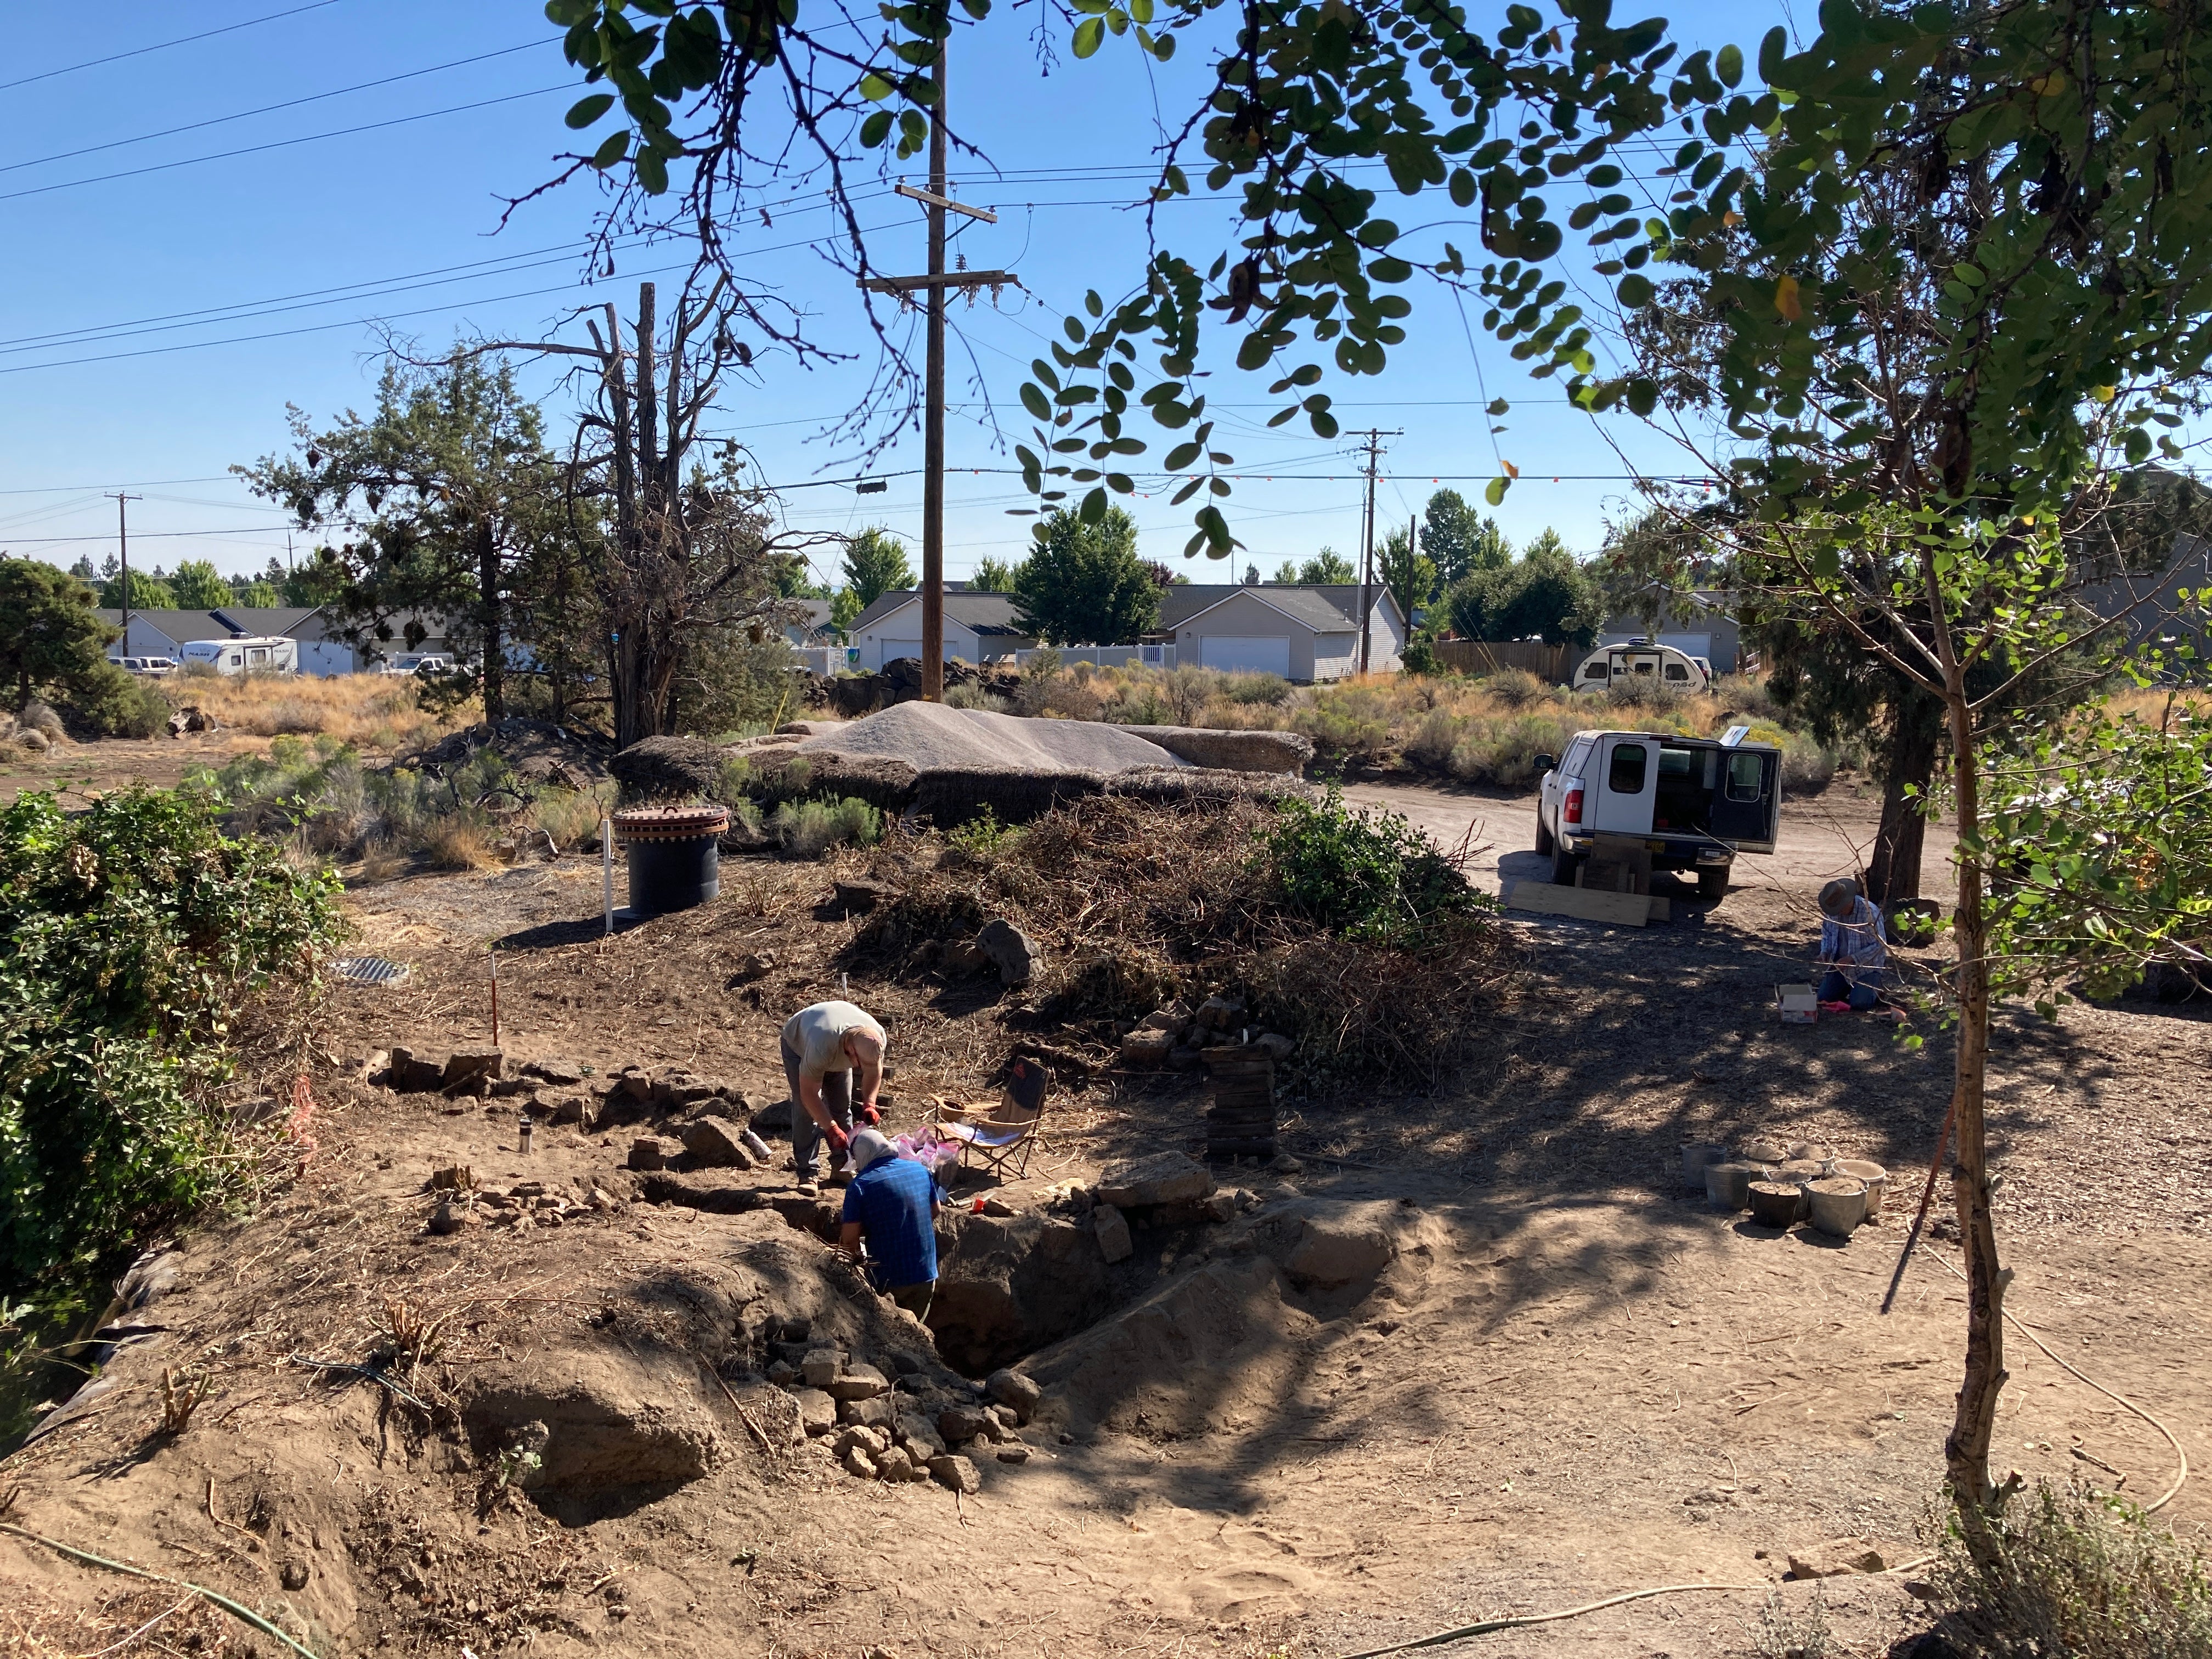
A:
[1431,639,1573,683]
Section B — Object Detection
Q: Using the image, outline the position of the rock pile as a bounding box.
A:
[1118,992,1294,1071]
[424,1173,628,1235]
[369,1045,771,1143]
[767,1333,1040,1492]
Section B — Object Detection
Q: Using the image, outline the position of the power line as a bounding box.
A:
[0,2,342,94]
[0,40,551,178]
[0,83,569,205]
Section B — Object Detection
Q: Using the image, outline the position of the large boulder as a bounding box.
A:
[459,1348,724,1494]
[1095,1151,1214,1209]
[928,1211,1113,1374]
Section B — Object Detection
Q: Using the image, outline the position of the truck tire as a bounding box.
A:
[1697,868,1729,901]
[1534,808,1554,855]
[1550,842,1582,887]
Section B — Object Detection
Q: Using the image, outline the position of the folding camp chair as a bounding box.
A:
[934,1058,1049,1181]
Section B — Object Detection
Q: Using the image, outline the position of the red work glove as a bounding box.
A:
[859,1104,882,1127]
[825,1124,850,1155]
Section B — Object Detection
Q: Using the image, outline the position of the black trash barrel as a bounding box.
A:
[613,804,729,916]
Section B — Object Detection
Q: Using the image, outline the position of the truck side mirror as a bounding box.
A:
[1533,753,1556,775]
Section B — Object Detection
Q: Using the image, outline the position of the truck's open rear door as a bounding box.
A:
[1709,745,1780,852]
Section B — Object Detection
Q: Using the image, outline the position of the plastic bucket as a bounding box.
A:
[615,805,729,916]
[1681,1143,1729,1191]
[1706,1160,1769,1211]
[1806,1177,1869,1238]
[1834,1159,1888,1216]
[1748,1180,1807,1228]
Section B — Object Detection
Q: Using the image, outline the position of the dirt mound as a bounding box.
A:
[1110,724,1314,775]
[798,701,1186,775]
[610,735,725,803]
[402,717,612,788]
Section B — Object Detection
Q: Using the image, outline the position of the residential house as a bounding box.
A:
[2076,533,2212,668]
[846,590,1040,670]
[94,605,445,675]
[1156,583,1407,680]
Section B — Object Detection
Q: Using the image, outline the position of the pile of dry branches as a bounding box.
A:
[848,795,1524,1090]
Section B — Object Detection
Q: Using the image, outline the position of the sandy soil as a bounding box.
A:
[2,774,2205,1659]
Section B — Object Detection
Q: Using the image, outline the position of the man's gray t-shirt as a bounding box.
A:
[781,1001,884,1081]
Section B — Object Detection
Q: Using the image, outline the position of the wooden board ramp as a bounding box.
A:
[1503,881,1669,926]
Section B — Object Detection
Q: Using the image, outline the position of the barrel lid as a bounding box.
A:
[612,803,730,841]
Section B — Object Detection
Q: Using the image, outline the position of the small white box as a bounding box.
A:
[1776,983,1818,1024]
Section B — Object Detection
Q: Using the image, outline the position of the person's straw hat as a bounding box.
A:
[1819,878,1861,920]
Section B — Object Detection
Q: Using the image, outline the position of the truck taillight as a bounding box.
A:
[1564,788,1584,826]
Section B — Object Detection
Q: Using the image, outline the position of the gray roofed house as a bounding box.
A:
[94,604,368,676]
[1164,583,1408,681]
[782,598,839,645]
[848,589,1040,669]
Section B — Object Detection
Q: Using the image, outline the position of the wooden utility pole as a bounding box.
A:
[858,43,1014,701]
[1352,430,1399,675]
[109,492,140,653]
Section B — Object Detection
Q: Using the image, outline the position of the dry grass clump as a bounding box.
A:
[850,794,1520,1087]
[163,673,469,751]
[1008,662,1844,786]
[424,818,492,871]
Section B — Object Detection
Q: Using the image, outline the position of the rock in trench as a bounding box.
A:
[1095,1150,1214,1209]
[1093,1204,1134,1265]
[681,1116,757,1170]
[928,1453,983,1496]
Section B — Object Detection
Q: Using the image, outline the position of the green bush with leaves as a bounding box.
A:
[771,794,882,859]
[71,663,172,738]
[1257,788,1482,945]
[0,786,342,1297]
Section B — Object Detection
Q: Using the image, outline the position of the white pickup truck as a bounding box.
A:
[1533,729,1781,900]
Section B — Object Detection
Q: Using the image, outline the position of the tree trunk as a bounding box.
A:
[1867,694,1942,908]
[476,518,504,726]
[1942,676,2007,1522]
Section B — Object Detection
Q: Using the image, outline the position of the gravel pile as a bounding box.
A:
[796,702,1186,775]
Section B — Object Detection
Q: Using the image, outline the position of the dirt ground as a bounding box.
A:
[2,763,2208,1659]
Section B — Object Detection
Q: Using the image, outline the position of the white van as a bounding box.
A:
[179,635,298,675]
[1533,727,1780,900]
[1570,637,1711,693]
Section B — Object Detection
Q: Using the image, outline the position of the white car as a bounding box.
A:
[380,652,457,676]
[119,656,176,676]
[1533,727,1781,900]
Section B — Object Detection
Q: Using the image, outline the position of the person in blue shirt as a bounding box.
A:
[1816,878,1889,1011]
[838,1129,944,1320]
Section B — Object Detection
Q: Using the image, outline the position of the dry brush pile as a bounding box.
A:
[844,792,1523,1091]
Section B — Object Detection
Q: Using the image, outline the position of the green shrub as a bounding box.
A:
[70,665,171,737]
[1294,687,1394,766]
[1400,635,1440,676]
[1257,787,1482,944]
[1926,1482,2212,1657]
[945,682,1012,713]
[1221,671,1293,707]
[1404,708,1470,772]
[946,804,1019,858]
[771,794,882,858]
[530,784,614,851]
[0,786,342,1298]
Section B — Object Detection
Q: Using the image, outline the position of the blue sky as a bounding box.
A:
[0,0,1786,591]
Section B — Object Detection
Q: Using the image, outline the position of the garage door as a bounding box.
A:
[1199,634,1291,676]
[878,639,922,667]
